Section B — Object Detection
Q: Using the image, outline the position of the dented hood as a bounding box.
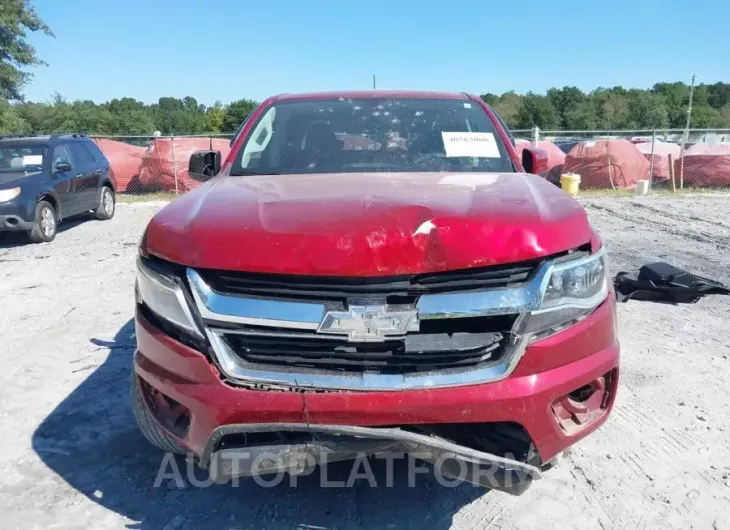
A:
[144,172,591,276]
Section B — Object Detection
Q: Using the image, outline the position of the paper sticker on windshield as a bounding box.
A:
[442,132,500,158]
[23,155,42,166]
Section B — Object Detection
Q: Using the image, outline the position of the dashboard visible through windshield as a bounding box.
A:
[231,97,515,175]
[0,145,46,172]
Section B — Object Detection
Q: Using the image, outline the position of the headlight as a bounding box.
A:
[524,248,609,336]
[0,187,21,202]
[136,257,203,337]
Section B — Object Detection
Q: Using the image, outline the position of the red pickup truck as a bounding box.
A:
[132,90,619,494]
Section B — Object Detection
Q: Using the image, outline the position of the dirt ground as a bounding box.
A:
[0,195,728,530]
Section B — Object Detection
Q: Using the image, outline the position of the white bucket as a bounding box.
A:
[635,180,650,195]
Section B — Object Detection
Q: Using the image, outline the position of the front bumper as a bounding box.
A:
[0,200,34,231]
[134,294,619,483]
[203,423,543,494]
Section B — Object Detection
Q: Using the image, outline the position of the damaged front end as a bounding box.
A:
[200,422,542,495]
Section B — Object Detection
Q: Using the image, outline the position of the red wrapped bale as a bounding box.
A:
[138,138,232,192]
[635,141,681,181]
[563,139,650,189]
[674,143,730,187]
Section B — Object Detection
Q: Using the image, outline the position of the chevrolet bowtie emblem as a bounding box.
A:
[317,304,419,342]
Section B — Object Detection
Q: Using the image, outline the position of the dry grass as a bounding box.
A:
[118,192,175,203]
[576,187,730,198]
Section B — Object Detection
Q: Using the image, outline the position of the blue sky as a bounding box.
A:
[24,0,729,106]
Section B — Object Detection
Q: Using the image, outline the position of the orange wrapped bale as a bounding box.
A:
[92,138,146,192]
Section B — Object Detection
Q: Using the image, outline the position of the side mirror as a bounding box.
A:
[521,147,549,176]
[54,161,72,173]
[189,150,221,182]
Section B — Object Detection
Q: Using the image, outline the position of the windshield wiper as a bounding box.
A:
[229,170,283,176]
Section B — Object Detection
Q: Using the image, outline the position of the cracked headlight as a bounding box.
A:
[525,248,609,336]
[136,256,203,337]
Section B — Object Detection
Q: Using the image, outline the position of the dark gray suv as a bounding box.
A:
[0,134,117,243]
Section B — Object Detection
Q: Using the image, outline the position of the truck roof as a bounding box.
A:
[274,90,470,102]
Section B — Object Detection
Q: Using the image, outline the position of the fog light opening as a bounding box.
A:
[569,383,598,403]
[139,377,191,437]
[551,371,615,435]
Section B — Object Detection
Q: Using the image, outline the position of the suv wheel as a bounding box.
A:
[94,186,115,220]
[28,201,57,243]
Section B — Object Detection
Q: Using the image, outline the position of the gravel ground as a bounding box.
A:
[0,195,728,529]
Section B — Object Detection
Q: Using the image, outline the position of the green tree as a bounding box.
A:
[707,83,730,110]
[0,99,28,133]
[15,100,48,133]
[689,105,722,128]
[0,0,53,100]
[720,104,730,127]
[624,90,669,129]
[515,93,560,130]
[201,101,225,133]
[492,92,522,128]
[547,86,586,127]
[479,93,499,106]
[563,100,600,130]
[594,90,630,129]
[110,109,156,135]
[150,96,203,134]
[157,97,184,112]
[106,97,147,114]
[182,96,199,113]
[692,85,709,107]
[651,82,689,127]
[222,98,259,132]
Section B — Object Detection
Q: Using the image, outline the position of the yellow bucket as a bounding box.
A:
[560,173,581,196]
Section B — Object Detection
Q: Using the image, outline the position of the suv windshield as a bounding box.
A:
[231,97,514,175]
[0,144,46,172]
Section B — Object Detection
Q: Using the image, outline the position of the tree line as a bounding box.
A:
[2,82,730,137]
[0,93,259,136]
[2,1,730,136]
[481,83,730,131]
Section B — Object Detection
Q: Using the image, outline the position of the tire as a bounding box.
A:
[28,200,57,243]
[94,186,115,220]
[131,372,186,454]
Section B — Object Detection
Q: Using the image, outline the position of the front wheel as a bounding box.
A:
[94,186,115,220]
[28,200,57,243]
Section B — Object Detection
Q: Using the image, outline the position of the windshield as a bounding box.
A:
[231,97,514,175]
[0,144,46,172]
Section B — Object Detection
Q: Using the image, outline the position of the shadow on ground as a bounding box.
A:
[32,319,486,529]
[0,214,95,248]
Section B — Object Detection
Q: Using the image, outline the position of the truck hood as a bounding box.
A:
[145,172,592,276]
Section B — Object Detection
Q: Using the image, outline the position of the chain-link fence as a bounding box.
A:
[511,128,730,191]
[93,129,730,198]
[92,134,233,197]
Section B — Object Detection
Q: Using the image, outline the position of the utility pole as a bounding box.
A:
[372,74,376,89]
[679,73,697,189]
